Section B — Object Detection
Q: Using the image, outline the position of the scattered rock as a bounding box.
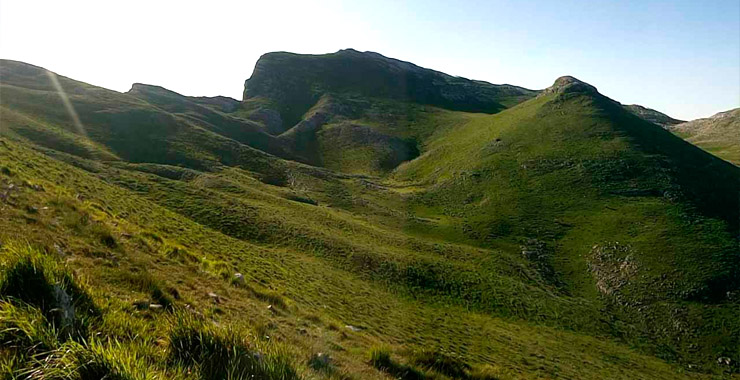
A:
[520,238,560,286]
[588,242,638,298]
[208,292,221,304]
[540,76,598,97]
[22,181,44,192]
[149,304,164,310]
[717,357,732,366]
[51,285,75,336]
[233,273,245,285]
[345,324,363,332]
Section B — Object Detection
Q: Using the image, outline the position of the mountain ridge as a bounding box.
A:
[1,52,739,379]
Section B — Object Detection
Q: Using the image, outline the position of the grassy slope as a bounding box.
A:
[239,49,538,175]
[0,134,704,379]
[241,49,537,132]
[669,108,740,165]
[1,58,738,378]
[391,81,740,368]
[0,59,282,174]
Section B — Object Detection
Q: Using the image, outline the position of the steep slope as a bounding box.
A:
[669,108,740,165]
[1,54,739,378]
[126,83,295,160]
[0,59,283,174]
[393,75,740,367]
[242,49,537,132]
[625,104,685,127]
[238,49,537,174]
[0,122,703,380]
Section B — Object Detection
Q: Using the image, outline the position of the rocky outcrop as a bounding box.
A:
[540,76,598,96]
[624,104,685,128]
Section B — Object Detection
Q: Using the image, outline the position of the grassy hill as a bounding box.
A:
[669,108,740,165]
[0,54,738,379]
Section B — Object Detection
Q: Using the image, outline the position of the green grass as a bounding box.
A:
[1,56,738,379]
[0,131,710,379]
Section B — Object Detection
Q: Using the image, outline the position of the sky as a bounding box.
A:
[1,0,738,120]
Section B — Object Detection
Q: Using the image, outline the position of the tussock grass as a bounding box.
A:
[60,341,156,380]
[169,315,300,380]
[116,270,175,309]
[409,349,470,379]
[0,300,59,356]
[0,243,99,340]
[369,347,427,380]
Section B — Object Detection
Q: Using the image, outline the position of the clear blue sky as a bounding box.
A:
[1,0,738,120]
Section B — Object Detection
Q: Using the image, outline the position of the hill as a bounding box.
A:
[624,104,685,127]
[241,49,538,132]
[1,54,739,379]
[669,108,740,165]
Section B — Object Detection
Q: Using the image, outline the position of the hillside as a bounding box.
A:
[236,49,538,175]
[624,104,685,127]
[669,108,740,165]
[241,49,538,132]
[1,54,739,380]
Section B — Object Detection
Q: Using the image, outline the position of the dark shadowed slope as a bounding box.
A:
[126,83,295,160]
[241,49,538,133]
[0,59,287,174]
[237,49,537,174]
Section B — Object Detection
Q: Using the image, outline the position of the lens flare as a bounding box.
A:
[45,70,88,138]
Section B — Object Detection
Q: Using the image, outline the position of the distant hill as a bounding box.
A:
[624,104,685,127]
[1,53,738,379]
[241,49,538,132]
[669,108,740,165]
[237,49,539,174]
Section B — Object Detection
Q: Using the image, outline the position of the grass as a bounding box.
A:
[1,56,738,379]
[369,347,427,380]
[0,243,300,380]
[169,315,300,380]
[0,242,99,341]
[668,108,740,165]
[0,130,706,380]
